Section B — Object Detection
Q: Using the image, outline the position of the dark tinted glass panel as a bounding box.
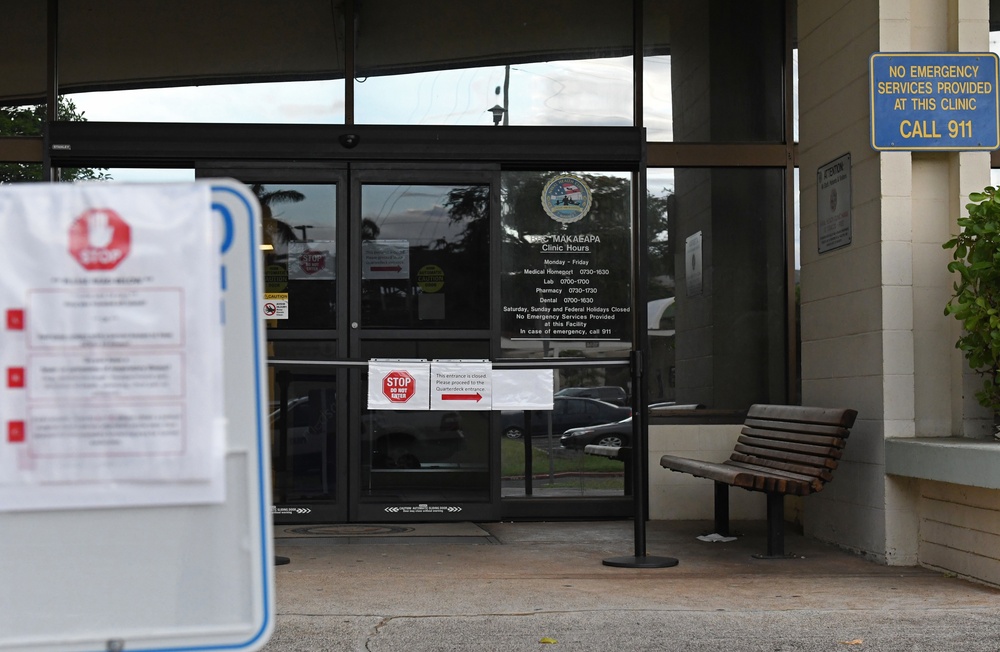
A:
[500,171,632,358]
[355,0,633,126]
[259,184,337,331]
[359,339,490,502]
[270,374,337,503]
[646,167,787,410]
[643,0,785,142]
[57,1,346,124]
[360,184,489,329]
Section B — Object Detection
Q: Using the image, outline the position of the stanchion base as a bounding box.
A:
[602,555,679,568]
[751,553,799,560]
[275,556,291,566]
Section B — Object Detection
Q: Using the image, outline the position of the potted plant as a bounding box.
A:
[943,186,1000,429]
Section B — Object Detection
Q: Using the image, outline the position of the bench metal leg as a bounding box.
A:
[713,482,730,536]
[752,492,799,559]
[765,492,784,556]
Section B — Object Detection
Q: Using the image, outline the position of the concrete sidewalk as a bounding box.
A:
[263,520,1000,651]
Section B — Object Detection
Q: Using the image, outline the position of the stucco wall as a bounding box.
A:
[918,480,1000,585]
[798,0,1000,579]
[798,0,888,557]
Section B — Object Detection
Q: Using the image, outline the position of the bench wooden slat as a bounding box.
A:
[728,451,834,481]
[736,434,843,460]
[723,459,828,487]
[746,404,858,428]
[741,425,847,448]
[658,456,758,489]
[732,443,840,470]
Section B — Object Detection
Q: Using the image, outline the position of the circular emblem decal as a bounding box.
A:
[541,174,592,226]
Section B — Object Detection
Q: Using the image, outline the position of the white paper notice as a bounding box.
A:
[0,182,226,511]
[491,369,554,410]
[430,361,492,411]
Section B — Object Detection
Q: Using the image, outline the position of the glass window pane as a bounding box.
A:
[644,0,785,142]
[500,171,633,358]
[360,184,489,329]
[66,82,345,124]
[356,1,633,126]
[359,339,490,503]
[646,167,787,410]
[258,184,338,331]
[501,365,630,499]
[270,375,338,503]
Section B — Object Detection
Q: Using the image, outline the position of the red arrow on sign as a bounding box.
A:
[371,265,403,273]
[441,393,483,402]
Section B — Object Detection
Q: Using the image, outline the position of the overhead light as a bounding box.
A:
[488,104,506,126]
[260,244,274,251]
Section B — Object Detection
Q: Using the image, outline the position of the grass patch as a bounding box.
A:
[500,438,623,477]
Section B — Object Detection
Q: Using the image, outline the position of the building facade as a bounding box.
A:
[2,0,999,586]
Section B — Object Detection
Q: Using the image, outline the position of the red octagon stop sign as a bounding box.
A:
[68,208,132,271]
[382,370,416,403]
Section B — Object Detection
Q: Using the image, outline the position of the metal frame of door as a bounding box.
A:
[347,164,501,522]
[197,161,505,524]
[50,121,646,525]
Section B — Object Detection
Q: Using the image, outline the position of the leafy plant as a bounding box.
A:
[0,97,110,182]
[943,186,1000,413]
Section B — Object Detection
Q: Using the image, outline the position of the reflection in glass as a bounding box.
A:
[645,167,787,410]
[643,0,785,143]
[500,372,630,498]
[355,0,632,127]
[256,183,337,331]
[270,374,337,504]
[360,184,489,329]
[356,59,632,127]
[359,392,490,502]
[67,81,345,124]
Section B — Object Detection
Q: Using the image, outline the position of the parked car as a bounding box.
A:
[554,385,629,406]
[500,396,631,440]
[559,418,632,450]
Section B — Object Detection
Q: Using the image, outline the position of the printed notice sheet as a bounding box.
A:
[0,183,226,511]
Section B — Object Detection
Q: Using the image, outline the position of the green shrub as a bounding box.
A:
[944,186,1000,413]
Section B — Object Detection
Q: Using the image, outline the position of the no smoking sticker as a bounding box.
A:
[262,293,288,320]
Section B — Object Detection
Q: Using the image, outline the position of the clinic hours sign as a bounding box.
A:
[870,52,1000,151]
[500,173,631,348]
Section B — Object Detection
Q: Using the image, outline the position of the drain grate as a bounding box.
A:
[286,525,415,537]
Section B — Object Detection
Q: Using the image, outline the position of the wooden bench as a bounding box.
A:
[659,404,858,558]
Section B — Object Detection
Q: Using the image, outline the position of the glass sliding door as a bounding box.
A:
[350,171,497,521]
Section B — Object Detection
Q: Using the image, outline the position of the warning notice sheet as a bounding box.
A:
[0,183,226,511]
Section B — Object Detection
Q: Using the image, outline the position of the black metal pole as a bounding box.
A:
[602,350,677,568]
[603,11,677,566]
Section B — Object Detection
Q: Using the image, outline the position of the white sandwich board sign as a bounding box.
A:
[0,180,274,651]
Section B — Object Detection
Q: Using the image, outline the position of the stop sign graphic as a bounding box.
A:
[382,370,416,403]
[68,208,131,271]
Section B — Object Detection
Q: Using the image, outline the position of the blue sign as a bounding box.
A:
[870,52,1000,151]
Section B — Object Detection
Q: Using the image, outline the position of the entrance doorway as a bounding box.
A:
[200,164,497,523]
